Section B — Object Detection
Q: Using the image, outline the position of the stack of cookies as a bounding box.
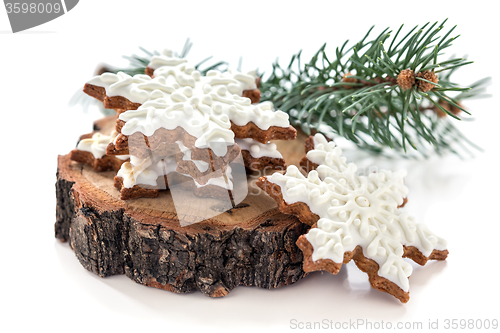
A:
[71,49,296,201]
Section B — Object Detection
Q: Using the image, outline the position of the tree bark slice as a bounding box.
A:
[55,146,309,296]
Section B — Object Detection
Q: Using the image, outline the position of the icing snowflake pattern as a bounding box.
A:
[86,50,290,157]
[268,134,447,291]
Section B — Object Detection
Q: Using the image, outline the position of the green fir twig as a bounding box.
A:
[259,19,489,157]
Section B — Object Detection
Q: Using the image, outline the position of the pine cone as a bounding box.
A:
[433,100,463,118]
[417,70,439,92]
[397,69,415,91]
[342,72,358,89]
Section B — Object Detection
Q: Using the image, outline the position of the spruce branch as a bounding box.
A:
[259,19,490,157]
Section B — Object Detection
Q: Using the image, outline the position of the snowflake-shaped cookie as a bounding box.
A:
[258,133,448,302]
[86,50,292,154]
[84,49,295,192]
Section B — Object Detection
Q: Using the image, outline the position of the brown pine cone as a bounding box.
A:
[342,72,358,89]
[433,100,463,118]
[417,70,439,92]
[397,69,415,91]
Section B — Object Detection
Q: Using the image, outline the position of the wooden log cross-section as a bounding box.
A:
[55,125,311,297]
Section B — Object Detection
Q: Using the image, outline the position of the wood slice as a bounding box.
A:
[55,127,311,297]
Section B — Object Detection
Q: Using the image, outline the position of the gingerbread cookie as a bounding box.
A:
[70,132,128,172]
[236,138,286,171]
[257,133,448,302]
[83,50,295,200]
[113,151,239,201]
[299,134,408,208]
[85,72,295,143]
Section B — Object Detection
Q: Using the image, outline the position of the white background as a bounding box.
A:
[1,1,499,332]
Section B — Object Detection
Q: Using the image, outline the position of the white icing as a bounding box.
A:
[118,98,235,157]
[202,69,257,98]
[148,49,257,94]
[77,131,129,160]
[117,159,158,188]
[87,53,290,158]
[235,138,283,159]
[88,51,289,193]
[148,49,188,70]
[117,154,233,190]
[87,72,176,104]
[116,155,130,161]
[267,133,447,292]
